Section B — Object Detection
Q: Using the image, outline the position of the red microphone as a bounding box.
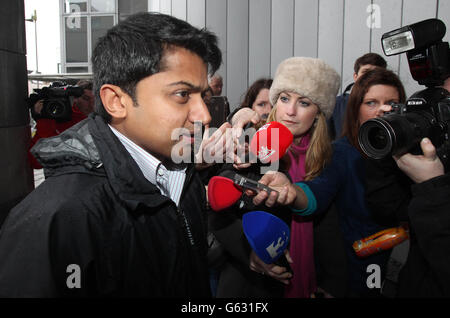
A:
[249,121,293,163]
[208,171,278,211]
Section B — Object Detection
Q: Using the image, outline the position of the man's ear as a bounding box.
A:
[353,72,358,82]
[99,84,132,119]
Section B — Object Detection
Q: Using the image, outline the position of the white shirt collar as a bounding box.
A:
[108,125,186,206]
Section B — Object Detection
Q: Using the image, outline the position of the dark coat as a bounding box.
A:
[328,83,353,140]
[398,173,450,297]
[0,114,211,297]
[365,158,450,297]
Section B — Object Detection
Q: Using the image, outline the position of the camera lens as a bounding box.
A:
[368,127,389,150]
[43,98,72,121]
[358,119,394,159]
[47,101,64,117]
[359,112,434,159]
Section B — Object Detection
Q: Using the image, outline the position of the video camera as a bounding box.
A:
[358,19,450,169]
[27,81,84,121]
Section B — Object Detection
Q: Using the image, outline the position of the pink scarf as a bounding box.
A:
[284,134,316,298]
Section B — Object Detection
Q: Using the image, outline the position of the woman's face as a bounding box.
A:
[275,91,319,138]
[251,88,272,120]
[358,84,400,125]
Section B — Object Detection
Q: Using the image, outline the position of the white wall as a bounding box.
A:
[149,0,450,110]
[25,0,61,74]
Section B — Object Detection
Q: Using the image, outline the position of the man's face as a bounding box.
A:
[117,47,211,162]
[353,64,379,82]
[74,89,94,116]
[210,77,223,96]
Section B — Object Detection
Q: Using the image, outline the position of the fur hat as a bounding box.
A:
[269,57,341,119]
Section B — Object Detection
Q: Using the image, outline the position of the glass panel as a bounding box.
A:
[118,0,148,21]
[91,0,115,13]
[65,16,88,63]
[91,16,114,49]
[66,66,89,73]
[64,0,87,14]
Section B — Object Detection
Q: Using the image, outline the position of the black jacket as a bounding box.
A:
[0,114,210,297]
[398,173,450,297]
[365,158,450,297]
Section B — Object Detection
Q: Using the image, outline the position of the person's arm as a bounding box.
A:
[253,145,343,214]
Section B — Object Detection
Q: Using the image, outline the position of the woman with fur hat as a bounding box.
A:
[230,56,340,298]
[254,67,407,297]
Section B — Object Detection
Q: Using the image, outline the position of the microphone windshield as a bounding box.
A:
[242,211,290,264]
[208,176,242,211]
[249,121,293,163]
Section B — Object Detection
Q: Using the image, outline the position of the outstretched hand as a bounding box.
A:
[251,172,298,207]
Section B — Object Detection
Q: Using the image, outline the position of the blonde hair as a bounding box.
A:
[266,105,332,181]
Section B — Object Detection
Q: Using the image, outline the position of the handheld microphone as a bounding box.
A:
[207,171,278,211]
[242,211,292,273]
[249,121,293,163]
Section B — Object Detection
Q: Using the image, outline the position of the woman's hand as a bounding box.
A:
[250,172,298,207]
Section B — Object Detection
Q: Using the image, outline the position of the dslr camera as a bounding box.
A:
[358,19,450,168]
[27,81,84,122]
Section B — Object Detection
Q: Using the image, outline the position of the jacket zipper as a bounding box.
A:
[176,207,195,246]
[176,166,197,246]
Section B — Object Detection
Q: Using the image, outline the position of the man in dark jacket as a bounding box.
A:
[365,137,450,297]
[0,12,224,297]
[329,53,387,140]
[393,138,450,297]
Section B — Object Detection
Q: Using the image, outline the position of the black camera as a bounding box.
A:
[358,19,450,168]
[27,81,84,122]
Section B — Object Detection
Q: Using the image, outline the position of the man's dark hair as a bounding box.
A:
[353,53,387,74]
[76,80,93,91]
[92,12,222,122]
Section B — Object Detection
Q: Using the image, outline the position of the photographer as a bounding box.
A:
[392,138,450,297]
[28,80,94,169]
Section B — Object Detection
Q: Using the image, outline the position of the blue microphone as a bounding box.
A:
[242,211,291,272]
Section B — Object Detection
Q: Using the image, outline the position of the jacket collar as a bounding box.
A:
[88,113,195,211]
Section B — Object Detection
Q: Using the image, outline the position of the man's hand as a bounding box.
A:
[394,138,444,183]
[195,121,232,170]
[249,250,293,285]
[231,108,261,135]
[229,108,261,169]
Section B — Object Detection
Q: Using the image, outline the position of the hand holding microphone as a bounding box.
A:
[252,171,299,208]
[243,211,293,284]
[232,119,293,170]
[208,170,279,211]
[249,250,293,285]
[249,121,293,164]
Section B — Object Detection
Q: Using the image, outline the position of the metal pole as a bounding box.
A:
[34,10,38,74]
